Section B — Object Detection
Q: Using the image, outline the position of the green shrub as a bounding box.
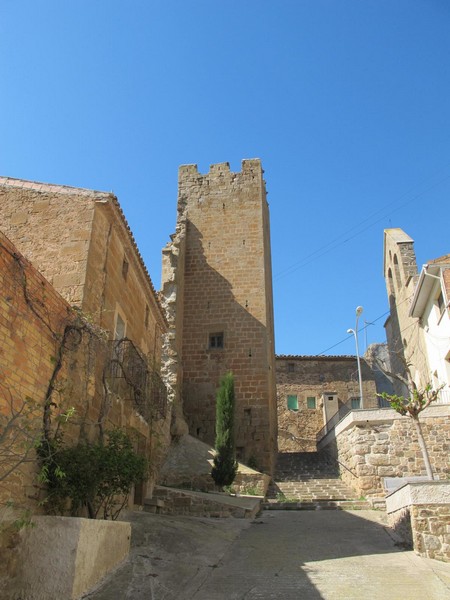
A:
[211,372,238,488]
[38,429,147,520]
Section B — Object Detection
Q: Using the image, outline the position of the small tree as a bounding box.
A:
[211,372,238,488]
[377,362,443,480]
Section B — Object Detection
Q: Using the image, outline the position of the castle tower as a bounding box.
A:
[162,159,277,474]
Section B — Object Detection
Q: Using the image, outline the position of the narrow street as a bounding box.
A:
[85,510,450,600]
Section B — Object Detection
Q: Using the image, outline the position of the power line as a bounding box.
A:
[316,294,414,356]
[274,167,450,281]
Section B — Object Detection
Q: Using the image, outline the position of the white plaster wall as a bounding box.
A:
[423,279,450,396]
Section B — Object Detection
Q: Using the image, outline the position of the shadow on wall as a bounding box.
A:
[181,222,277,471]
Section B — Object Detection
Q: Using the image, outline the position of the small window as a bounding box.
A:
[287,395,298,411]
[209,332,224,349]
[287,363,295,373]
[145,305,149,328]
[122,257,129,280]
[327,395,335,402]
[306,396,316,409]
[351,397,361,409]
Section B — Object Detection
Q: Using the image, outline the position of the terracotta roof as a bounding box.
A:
[0,175,168,326]
[428,253,450,266]
[0,176,111,198]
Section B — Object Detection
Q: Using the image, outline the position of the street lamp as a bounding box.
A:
[347,306,364,409]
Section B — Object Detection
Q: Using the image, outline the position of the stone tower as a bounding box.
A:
[383,228,428,394]
[161,159,277,474]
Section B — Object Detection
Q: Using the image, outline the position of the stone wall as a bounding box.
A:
[165,160,277,474]
[386,482,450,563]
[0,231,73,511]
[0,177,167,367]
[411,503,450,562]
[322,407,450,498]
[0,177,171,502]
[383,229,428,395]
[0,232,167,516]
[276,356,378,452]
[0,178,98,305]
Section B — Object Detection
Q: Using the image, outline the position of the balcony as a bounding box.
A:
[437,388,450,405]
[106,338,168,421]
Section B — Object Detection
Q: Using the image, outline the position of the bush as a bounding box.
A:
[38,429,147,520]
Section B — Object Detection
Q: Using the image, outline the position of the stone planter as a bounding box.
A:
[1,515,131,600]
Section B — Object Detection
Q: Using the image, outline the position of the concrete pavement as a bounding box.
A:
[84,509,450,600]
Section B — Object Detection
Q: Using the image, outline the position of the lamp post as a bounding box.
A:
[347,306,364,409]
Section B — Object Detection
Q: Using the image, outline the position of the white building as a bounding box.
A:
[409,255,450,403]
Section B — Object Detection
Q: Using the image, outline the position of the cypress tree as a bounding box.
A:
[211,372,238,488]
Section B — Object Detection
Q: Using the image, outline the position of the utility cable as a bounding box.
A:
[274,167,450,281]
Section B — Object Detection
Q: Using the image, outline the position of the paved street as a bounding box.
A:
[85,510,450,600]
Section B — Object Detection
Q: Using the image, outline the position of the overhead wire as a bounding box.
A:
[316,293,414,356]
[274,166,450,281]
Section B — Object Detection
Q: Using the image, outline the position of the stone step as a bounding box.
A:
[268,452,362,507]
[262,500,372,511]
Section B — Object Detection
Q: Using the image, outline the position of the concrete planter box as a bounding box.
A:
[2,516,131,600]
[386,481,450,563]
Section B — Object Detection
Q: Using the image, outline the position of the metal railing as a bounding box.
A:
[106,338,168,421]
[316,403,352,442]
[437,389,450,405]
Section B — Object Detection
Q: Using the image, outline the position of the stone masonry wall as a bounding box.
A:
[276,356,378,452]
[0,232,166,516]
[0,178,167,368]
[328,413,450,498]
[388,503,450,563]
[383,230,428,395]
[84,204,167,366]
[411,504,450,562]
[0,231,73,511]
[0,178,99,306]
[176,160,277,474]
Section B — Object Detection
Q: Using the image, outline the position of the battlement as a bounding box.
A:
[178,159,262,180]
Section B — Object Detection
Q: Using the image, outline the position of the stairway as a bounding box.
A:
[264,451,371,510]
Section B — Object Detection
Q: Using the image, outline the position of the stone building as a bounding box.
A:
[161,160,277,474]
[0,178,170,510]
[276,355,378,452]
[0,177,167,359]
[383,228,450,400]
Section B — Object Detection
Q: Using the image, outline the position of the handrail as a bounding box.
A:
[316,403,352,442]
[323,450,358,479]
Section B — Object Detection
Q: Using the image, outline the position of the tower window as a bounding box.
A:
[287,363,295,373]
[209,332,224,349]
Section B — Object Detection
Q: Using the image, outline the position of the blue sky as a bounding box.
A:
[1,1,449,356]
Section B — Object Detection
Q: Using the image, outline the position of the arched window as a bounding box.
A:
[393,254,402,288]
[387,268,395,296]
